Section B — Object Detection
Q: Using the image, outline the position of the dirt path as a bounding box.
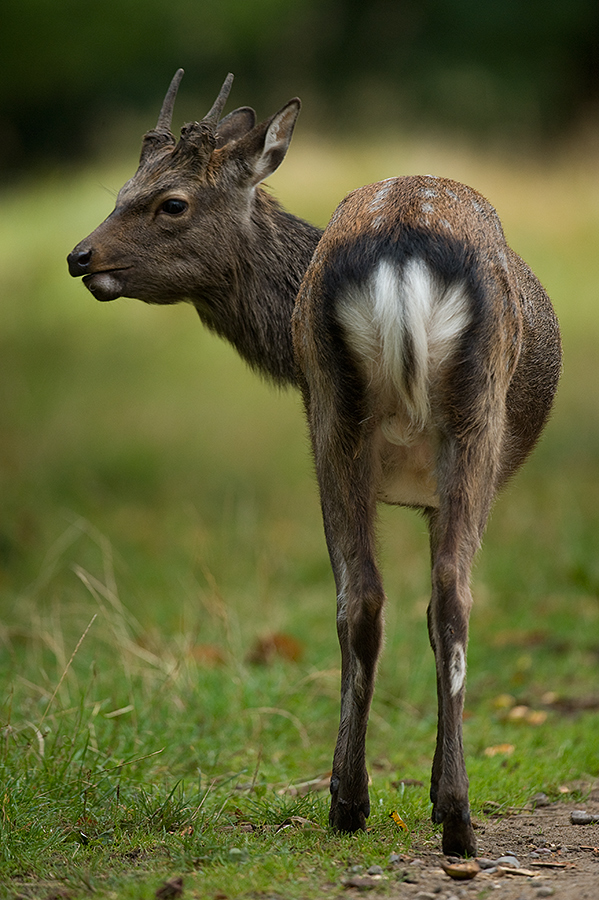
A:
[372,793,599,899]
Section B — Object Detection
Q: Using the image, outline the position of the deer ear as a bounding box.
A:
[247,99,301,185]
[215,107,256,148]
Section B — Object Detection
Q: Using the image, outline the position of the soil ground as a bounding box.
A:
[369,790,599,900]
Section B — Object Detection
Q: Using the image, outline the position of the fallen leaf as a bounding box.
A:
[441,860,480,880]
[389,810,409,831]
[505,705,547,725]
[191,644,226,667]
[246,632,304,664]
[484,743,515,757]
[526,710,548,725]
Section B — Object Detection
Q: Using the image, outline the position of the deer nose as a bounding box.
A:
[67,247,93,277]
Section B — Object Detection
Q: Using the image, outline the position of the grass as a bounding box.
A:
[1,129,599,897]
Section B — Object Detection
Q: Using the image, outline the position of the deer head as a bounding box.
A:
[67,71,301,306]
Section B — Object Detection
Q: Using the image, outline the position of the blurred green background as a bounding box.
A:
[1,2,599,847]
[1,0,599,678]
[2,0,599,173]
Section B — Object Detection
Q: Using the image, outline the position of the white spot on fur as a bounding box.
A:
[422,202,435,214]
[450,644,466,696]
[370,181,396,212]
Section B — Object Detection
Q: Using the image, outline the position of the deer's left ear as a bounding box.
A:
[216,107,256,148]
[233,99,301,186]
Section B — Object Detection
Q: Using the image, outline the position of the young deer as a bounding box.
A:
[68,71,561,856]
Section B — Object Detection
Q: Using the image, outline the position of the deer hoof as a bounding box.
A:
[329,792,369,833]
[441,815,477,857]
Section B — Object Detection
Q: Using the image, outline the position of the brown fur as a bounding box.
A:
[68,73,561,857]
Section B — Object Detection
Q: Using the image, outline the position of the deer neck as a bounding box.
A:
[191,189,323,386]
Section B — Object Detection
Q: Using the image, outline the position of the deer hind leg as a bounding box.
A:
[308,401,384,833]
[425,427,502,857]
[328,534,384,833]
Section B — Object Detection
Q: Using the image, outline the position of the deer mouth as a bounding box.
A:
[82,269,129,302]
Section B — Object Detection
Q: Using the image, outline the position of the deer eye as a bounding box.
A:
[159,198,188,216]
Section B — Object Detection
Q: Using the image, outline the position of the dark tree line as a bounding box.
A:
[2,0,598,172]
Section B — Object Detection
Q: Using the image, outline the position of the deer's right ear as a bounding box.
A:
[237,99,301,186]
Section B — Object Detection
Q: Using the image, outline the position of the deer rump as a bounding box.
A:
[68,72,562,858]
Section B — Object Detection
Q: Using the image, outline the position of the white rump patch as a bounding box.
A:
[337,258,471,440]
[450,644,466,696]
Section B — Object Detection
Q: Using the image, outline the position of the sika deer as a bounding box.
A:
[68,71,561,856]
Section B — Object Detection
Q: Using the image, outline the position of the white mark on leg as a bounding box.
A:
[450,643,466,696]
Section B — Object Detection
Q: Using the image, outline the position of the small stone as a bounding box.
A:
[414,893,437,900]
[366,865,384,876]
[341,875,378,891]
[496,855,520,868]
[402,871,420,884]
[475,857,496,869]
[536,888,555,898]
[388,853,403,865]
[570,809,599,825]
[531,792,551,808]
[342,875,381,890]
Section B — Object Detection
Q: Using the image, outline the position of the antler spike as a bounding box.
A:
[203,73,234,126]
[155,68,185,133]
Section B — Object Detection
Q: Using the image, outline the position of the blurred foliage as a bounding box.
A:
[2,0,599,173]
